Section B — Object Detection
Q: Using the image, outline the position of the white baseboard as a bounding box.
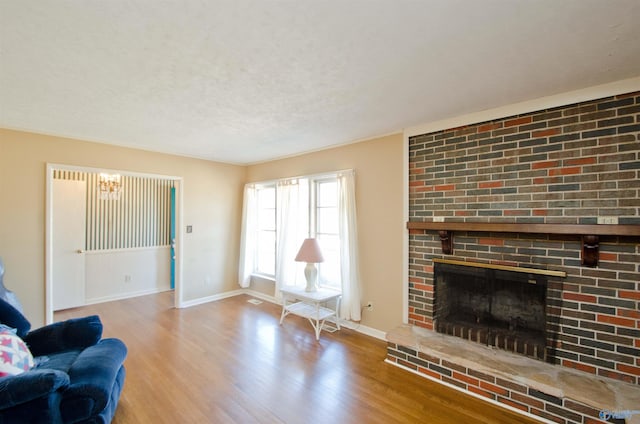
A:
[339,320,387,341]
[84,287,172,306]
[83,286,388,343]
[241,288,278,304]
[178,289,245,308]
[179,288,388,341]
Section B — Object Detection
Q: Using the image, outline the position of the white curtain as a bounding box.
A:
[274,179,307,300]
[239,172,361,318]
[338,171,361,321]
[238,184,256,288]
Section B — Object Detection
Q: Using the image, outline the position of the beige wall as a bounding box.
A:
[0,129,246,327]
[0,128,404,333]
[247,133,405,332]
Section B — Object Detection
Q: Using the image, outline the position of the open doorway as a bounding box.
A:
[45,164,183,324]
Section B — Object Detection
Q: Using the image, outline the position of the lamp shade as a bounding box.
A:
[294,238,324,263]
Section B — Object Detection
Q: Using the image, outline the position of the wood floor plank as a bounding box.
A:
[55,292,541,424]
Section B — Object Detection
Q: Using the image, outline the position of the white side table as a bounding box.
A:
[279,286,341,340]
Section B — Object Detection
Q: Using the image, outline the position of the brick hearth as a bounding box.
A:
[386,325,640,424]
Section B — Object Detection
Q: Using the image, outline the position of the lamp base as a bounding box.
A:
[304,262,318,292]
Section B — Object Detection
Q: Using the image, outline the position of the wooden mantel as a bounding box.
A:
[406,221,640,267]
[406,221,640,236]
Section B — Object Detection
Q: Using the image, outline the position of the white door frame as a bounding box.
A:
[45,163,184,324]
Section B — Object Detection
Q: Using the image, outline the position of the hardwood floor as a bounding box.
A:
[55,292,540,424]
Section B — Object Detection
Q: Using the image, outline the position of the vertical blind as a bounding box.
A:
[53,170,174,251]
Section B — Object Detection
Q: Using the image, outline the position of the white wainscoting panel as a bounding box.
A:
[85,247,171,304]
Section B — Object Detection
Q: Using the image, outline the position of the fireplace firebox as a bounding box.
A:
[434,260,548,360]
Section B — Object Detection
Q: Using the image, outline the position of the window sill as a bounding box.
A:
[251,273,275,283]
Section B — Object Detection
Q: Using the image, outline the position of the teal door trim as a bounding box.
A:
[170,186,176,289]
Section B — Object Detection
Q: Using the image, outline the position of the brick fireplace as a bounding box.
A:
[389,91,640,423]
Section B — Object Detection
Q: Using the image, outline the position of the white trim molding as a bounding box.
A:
[179,288,388,341]
[404,76,640,138]
[45,163,184,323]
[178,289,247,308]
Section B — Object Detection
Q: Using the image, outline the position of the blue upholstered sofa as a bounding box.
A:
[0,296,127,423]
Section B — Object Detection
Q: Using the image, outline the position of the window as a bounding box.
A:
[254,184,276,277]
[251,177,340,288]
[239,170,361,321]
[313,179,340,290]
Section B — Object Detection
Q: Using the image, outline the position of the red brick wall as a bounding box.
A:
[408,92,640,385]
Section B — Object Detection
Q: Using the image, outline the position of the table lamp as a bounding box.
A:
[295,238,324,292]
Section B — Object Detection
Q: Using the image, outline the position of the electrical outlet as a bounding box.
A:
[597,216,618,225]
[433,216,445,222]
[366,301,373,311]
[124,275,131,283]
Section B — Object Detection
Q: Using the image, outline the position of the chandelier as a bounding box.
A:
[98,173,122,200]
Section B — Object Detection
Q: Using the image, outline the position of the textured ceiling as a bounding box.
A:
[1,1,640,164]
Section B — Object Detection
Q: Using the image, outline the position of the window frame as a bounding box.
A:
[249,172,342,292]
[311,177,341,290]
[253,182,276,278]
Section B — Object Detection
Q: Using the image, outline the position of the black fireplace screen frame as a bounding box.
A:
[434,261,548,360]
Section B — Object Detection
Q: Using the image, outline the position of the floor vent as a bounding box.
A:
[247,299,263,305]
